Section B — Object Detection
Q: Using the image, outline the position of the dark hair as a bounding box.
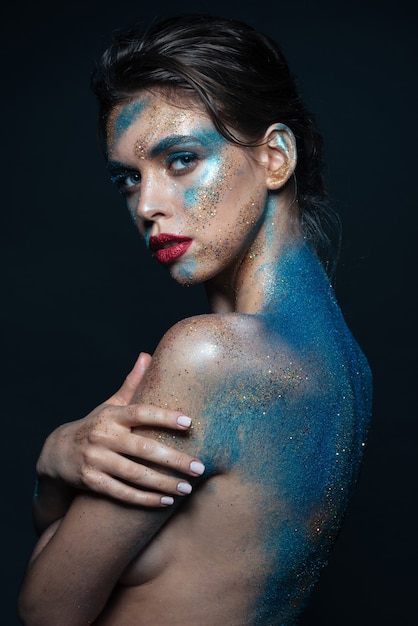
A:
[91,13,340,274]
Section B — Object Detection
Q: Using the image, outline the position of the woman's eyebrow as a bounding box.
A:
[150,135,203,158]
[106,135,209,170]
[106,160,131,172]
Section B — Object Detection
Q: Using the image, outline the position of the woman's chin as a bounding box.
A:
[169,269,200,287]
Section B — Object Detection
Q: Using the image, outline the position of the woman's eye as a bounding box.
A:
[120,172,141,188]
[168,152,198,173]
[110,170,141,194]
[125,172,140,186]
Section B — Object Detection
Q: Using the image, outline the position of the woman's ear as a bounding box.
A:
[261,123,297,190]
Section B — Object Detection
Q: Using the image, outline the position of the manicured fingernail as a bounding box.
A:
[177,482,192,495]
[177,415,192,427]
[190,461,205,475]
[161,496,174,506]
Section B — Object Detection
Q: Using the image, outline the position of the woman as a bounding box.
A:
[18,14,372,625]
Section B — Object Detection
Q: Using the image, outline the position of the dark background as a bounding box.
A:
[1,0,416,624]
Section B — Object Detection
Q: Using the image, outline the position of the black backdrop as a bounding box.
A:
[1,1,416,624]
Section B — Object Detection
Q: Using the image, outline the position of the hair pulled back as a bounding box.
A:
[91,13,339,273]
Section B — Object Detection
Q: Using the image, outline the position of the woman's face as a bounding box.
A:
[106,91,270,286]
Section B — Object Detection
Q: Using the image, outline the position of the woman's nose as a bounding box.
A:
[135,176,171,223]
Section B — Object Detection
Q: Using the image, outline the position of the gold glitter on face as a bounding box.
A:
[134,142,146,160]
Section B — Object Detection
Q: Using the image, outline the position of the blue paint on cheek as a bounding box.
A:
[184,186,198,210]
[112,98,149,143]
[183,132,227,210]
[184,154,221,209]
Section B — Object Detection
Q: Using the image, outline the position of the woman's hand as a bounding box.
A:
[34,353,205,533]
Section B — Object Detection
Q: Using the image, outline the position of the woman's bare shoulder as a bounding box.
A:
[153,313,277,381]
[133,313,269,411]
[155,312,267,359]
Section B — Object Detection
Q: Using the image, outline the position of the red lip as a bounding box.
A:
[149,233,193,264]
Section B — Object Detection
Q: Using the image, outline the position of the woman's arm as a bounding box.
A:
[34,352,205,534]
[20,493,180,626]
[19,320,224,626]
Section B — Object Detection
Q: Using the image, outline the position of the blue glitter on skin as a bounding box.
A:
[175,258,197,282]
[182,131,227,210]
[190,243,372,623]
[112,98,149,146]
[256,193,278,255]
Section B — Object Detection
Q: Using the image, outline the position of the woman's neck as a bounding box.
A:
[205,189,302,315]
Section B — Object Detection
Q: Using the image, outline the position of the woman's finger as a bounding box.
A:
[112,403,194,430]
[83,451,194,497]
[105,430,205,478]
[93,402,194,433]
[80,467,177,507]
